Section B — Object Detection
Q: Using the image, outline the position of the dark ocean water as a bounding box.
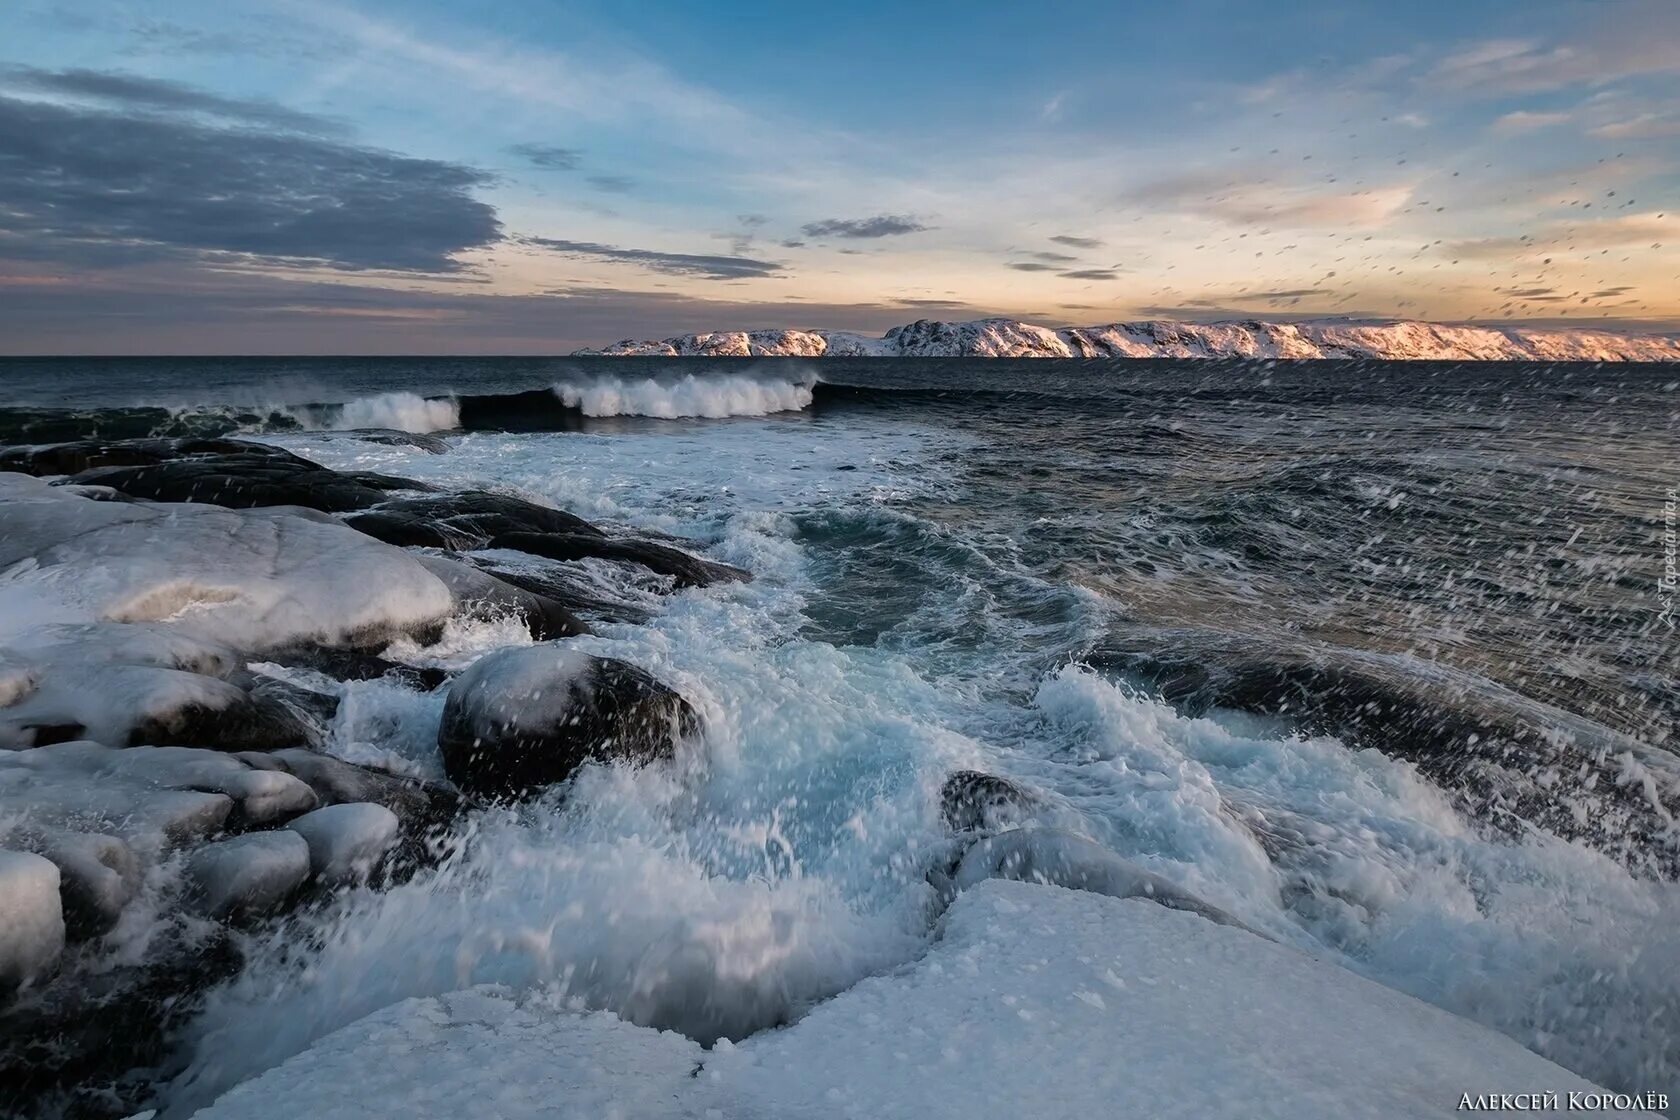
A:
[4,356,1680,1104]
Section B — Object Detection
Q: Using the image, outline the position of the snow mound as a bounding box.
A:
[285,803,400,883]
[575,316,1680,361]
[189,880,1617,1119]
[0,472,455,651]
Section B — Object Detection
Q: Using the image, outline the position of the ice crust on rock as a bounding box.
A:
[285,804,400,883]
[0,850,65,991]
[190,880,1622,1120]
[186,831,312,920]
[0,472,455,652]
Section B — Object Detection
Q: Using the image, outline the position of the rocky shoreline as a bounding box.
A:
[1,427,1665,1117]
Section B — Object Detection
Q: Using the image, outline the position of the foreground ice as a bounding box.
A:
[192,880,1619,1120]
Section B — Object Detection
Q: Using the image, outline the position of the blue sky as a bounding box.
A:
[2,0,1676,352]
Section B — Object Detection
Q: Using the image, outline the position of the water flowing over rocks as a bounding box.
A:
[0,434,738,1116]
[1089,628,1680,878]
[437,643,699,799]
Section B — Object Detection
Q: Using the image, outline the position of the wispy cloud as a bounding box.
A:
[800,215,930,239]
[526,238,781,279]
[507,143,582,170]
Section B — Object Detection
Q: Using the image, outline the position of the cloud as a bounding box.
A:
[0,81,499,272]
[526,238,781,279]
[0,65,340,134]
[1491,110,1572,134]
[800,215,929,239]
[1589,114,1680,140]
[1050,235,1103,248]
[1447,212,1670,259]
[1028,250,1078,262]
[1006,262,1059,272]
[1058,269,1119,280]
[586,174,635,193]
[507,143,582,170]
[1425,4,1680,94]
[1129,173,1412,229]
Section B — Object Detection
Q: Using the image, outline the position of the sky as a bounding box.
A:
[1,0,1678,353]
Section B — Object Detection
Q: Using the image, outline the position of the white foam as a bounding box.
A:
[166,415,1680,1110]
[316,392,460,434]
[553,373,815,418]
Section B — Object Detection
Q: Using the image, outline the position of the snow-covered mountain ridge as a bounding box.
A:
[574,317,1680,361]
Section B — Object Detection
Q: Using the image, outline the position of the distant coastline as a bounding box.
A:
[575,317,1680,361]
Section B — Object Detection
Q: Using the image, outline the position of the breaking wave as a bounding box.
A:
[552,373,816,418]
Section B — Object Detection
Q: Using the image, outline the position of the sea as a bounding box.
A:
[1,355,1677,1106]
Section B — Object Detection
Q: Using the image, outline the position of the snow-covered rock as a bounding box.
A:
[0,741,317,855]
[285,804,400,883]
[0,472,456,653]
[437,644,697,798]
[0,851,64,991]
[190,880,1625,1120]
[186,831,312,920]
[575,316,1680,362]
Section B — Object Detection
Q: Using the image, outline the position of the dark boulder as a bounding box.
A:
[939,770,1045,834]
[68,456,429,513]
[0,437,315,477]
[438,644,698,799]
[345,490,603,551]
[489,531,751,589]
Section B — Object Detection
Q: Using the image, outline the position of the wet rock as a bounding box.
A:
[0,851,64,993]
[939,770,1045,834]
[285,804,400,883]
[1089,627,1680,878]
[0,436,316,478]
[334,428,451,454]
[438,644,698,799]
[345,490,602,551]
[186,832,312,920]
[462,554,656,624]
[260,646,452,692]
[417,555,590,640]
[237,747,457,825]
[31,831,141,941]
[949,829,1251,932]
[489,531,751,589]
[69,456,428,513]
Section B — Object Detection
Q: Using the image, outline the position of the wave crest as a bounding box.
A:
[553,373,815,418]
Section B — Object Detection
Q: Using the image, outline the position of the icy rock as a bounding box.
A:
[33,830,141,939]
[0,624,318,749]
[939,770,1046,833]
[0,742,317,854]
[0,473,456,651]
[0,850,65,991]
[190,881,1622,1120]
[285,804,400,883]
[951,829,1247,930]
[190,989,704,1120]
[438,644,697,798]
[236,748,455,825]
[488,531,751,589]
[186,832,311,920]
